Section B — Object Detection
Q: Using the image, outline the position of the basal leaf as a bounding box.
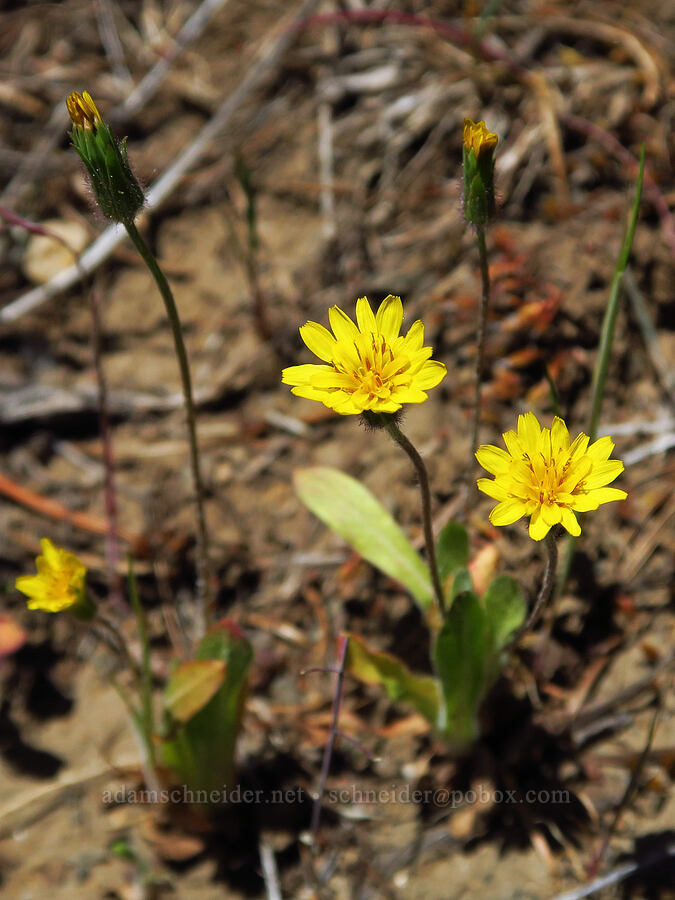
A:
[436,521,469,583]
[484,575,526,653]
[294,467,434,611]
[165,660,226,723]
[433,591,487,745]
[345,633,440,725]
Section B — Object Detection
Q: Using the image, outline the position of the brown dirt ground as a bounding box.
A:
[0,1,673,898]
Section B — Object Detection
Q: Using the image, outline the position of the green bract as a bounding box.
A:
[462,118,498,227]
[67,91,144,224]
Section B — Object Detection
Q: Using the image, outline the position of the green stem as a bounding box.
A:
[381,417,445,616]
[588,146,645,441]
[124,220,212,620]
[557,146,644,598]
[471,223,491,456]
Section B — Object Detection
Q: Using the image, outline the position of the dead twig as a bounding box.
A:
[0,0,321,325]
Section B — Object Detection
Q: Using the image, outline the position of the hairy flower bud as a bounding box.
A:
[67,90,144,224]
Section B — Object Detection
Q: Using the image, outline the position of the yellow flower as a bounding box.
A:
[15,539,87,613]
[476,413,627,541]
[282,295,447,414]
[66,90,102,131]
[463,118,499,157]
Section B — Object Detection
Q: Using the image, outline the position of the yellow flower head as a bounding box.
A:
[15,539,87,613]
[476,413,627,541]
[282,295,447,415]
[463,118,499,157]
[66,91,102,131]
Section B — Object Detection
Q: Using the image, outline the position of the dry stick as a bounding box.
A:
[0,0,321,325]
[119,0,232,118]
[5,1,673,324]
[259,839,283,900]
[0,207,125,608]
[310,634,349,841]
[124,220,212,621]
[586,700,662,880]
[381,418,446,616]
[549,840,675,900]
[0,0,231,208]
[94,0,133,88]
[470,223,490,455]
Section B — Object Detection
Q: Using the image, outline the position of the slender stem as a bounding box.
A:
[588,146,645,442]
[381,417,446,616]
[507,531,558,651]
[310,635,348,841]
[124,220,212,621]
[557,147,644,599]
[471,223,491,456]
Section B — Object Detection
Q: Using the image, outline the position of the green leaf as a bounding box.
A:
[483,575,526,653]
[165,660,226,724]
[433,591,487,746]
[161,621,253,799]
[451,567,474,601]
[345,633,440,725]
[436,521,469,583]
[294,467,434,611]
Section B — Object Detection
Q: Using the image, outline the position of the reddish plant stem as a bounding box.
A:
[310,635,349,841]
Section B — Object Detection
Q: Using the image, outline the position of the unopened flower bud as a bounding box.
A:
[462,118,498,227]
[66,90,144,224]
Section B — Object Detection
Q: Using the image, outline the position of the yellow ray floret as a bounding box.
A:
[15,538,87,612]
[66,90,102,130]
[282,295,447,415]
[463,118,498,157]
[476,413,627,541]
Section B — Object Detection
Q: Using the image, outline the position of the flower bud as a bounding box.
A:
[66,91,144,224]
[462,118,498,227]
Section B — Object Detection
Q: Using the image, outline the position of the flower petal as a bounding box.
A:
[375,295,404,340]
[582,460,624,490]
[403,320,424,352]
[541,503,562,527]
[560,507,581,536]
[477,477,509,501]
[413,360,446,389]
[551,417,570,456]
[328,305,359,344]
[476,444,512,475]
[281,363,330,386]
[586,435,615,462]
[299,321,336,361]
[517,412,541,453]
[528,506,551,541]
[570,487,627,512]
[355,297,377,334]
[489,498,527,526]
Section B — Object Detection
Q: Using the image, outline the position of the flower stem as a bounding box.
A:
[381,417,446,616]
[471,223,491,457]
[124,220,212,621]
[506,531,558,652]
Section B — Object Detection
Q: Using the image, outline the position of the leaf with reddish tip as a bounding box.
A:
[345,633,440,725]
[165,660,226,723]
